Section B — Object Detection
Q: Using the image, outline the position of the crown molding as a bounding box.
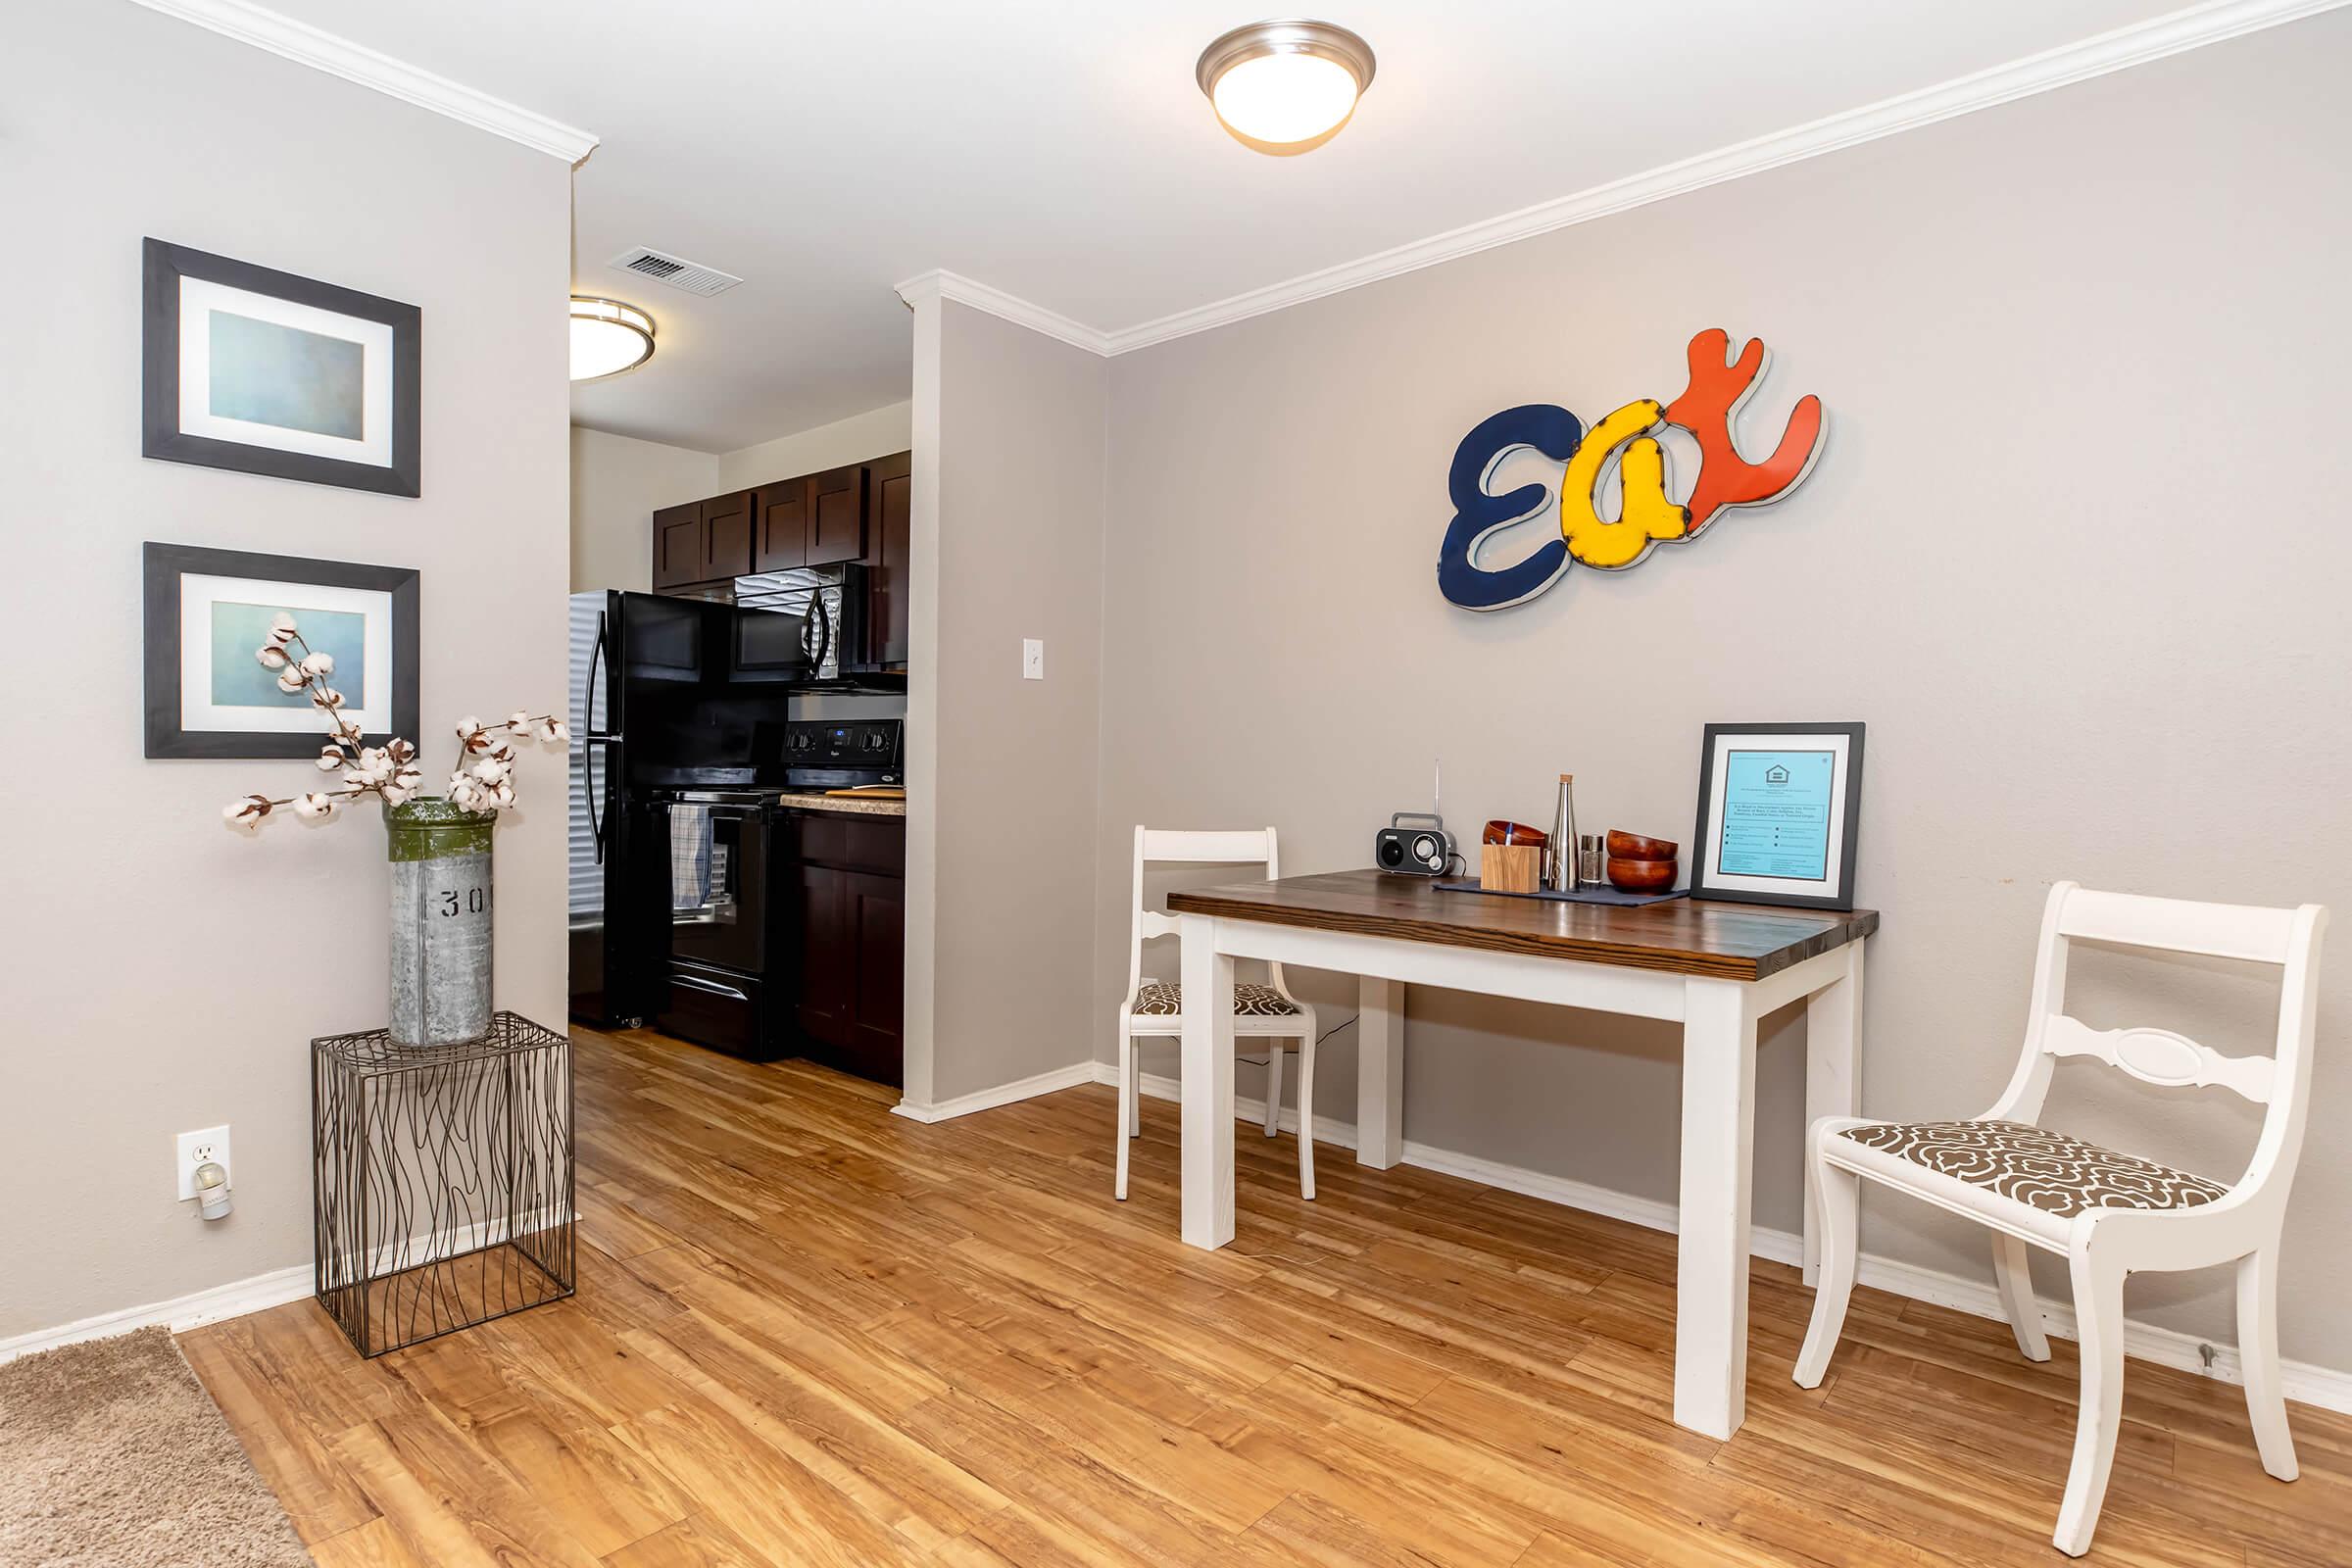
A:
[1105,0,2352,355]
[1083,0,2347,355]
[895,270,1113,356]
[126,0,600,165]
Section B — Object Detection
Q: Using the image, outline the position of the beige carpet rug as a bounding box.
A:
[0,1327,309,1568]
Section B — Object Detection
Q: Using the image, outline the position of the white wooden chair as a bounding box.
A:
[1794,882,2327,1557]
[1114,827,1317,1203]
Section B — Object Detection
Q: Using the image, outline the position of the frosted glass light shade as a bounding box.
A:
[569,297,656,381]
[1197,20,1375,156]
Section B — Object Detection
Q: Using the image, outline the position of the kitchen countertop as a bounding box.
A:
[770,792,906,818]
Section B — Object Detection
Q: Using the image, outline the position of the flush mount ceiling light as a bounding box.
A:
[1196,19,1376,156]
[569,296,656,381]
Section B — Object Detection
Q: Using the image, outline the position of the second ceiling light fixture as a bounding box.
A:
[1197,19,1376,156]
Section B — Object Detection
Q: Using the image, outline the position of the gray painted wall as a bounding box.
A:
[0,4,572,1339]
[570,427,717,592]
[1093,15,2352,1366]
[918,302,1107,1104]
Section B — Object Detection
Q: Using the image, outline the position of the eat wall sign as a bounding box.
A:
[1437,329,1825,611]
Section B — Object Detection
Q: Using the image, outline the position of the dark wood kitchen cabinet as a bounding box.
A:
[651,502,706,590]
[701,490,754,581]
[808,466,867,565]
[790,811,905,1087]
[752,480,808,572]
[867,450,912,667]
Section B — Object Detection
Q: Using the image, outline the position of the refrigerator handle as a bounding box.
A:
[587,609,608,734]
[584,741,604,863]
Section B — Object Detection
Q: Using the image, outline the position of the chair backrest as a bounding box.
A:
[1127,826,1281,996]
[1991,881,2328,1205]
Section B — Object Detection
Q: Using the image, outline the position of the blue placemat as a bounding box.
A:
[1435,880,1687,907]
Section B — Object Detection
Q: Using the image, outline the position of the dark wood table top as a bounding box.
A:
[1166,868,1878,982]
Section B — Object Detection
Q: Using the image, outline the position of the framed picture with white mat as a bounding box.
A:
[142,542,418,760]
[142,238,420,497]
[1690,721,1864,910]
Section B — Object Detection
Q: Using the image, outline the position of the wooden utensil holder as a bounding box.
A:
[1480,844,1543,894]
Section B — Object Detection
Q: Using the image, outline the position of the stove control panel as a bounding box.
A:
[781,718,902,783]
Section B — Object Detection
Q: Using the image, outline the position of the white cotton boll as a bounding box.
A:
[493,781,515,808]
[257,645,288,669]
[270,612,297,632]
[276,668,307,693]
[300,652,335,676]
[548,719,570,743]
[222,801,248,822]
[506,710,532,732]
[316,745,342,771]
[294,793,334,819]
[455,715,480,738]
[381,783,410,806]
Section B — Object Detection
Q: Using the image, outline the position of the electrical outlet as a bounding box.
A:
[175,1125,231,1200]
[1022,638,1044,680]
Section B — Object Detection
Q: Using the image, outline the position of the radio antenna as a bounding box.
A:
[1433,757,1442,820]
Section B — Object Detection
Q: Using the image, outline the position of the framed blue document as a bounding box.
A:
[1690,722,1864,909]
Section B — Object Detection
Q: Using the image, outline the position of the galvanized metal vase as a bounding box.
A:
[386,798,496,1047]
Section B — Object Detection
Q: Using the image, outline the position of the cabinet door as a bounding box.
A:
[866,451,911,666]
[701,491,754,581]
[843,870,905,1086]
[795,862,853,1049]
[651,503,706,589]
[753,480,808,573]
[808,466,868,565]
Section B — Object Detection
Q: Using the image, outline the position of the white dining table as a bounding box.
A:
[1163,869,1877,1442]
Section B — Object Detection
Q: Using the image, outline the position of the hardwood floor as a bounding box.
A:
[184,1026,2352,1566]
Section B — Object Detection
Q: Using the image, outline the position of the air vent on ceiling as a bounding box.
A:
[608,246,743,297]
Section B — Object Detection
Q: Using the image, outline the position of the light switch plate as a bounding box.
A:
[1022,638,1044,680]
[175,1125,231,1200]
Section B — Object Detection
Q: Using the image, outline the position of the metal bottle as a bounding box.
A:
[1546,773,1578,892]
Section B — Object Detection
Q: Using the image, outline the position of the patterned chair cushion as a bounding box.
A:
[1132,980,1300,1018]
[1836,1119,2230,1219]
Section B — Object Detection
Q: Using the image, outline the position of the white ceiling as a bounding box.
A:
[271,0,2203,453]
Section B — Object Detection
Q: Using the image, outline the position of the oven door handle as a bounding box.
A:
[669,973,750,1004]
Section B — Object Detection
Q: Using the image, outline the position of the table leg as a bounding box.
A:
[1802,944,1865,1287]
[1356,976,1404,1169]
[1676,978,1758,1440]
[1179,913,1236,1250]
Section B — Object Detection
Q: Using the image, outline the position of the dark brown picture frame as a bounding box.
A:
[143,542,419,759]
[142,238,421,497]
[1690,721,1865,911]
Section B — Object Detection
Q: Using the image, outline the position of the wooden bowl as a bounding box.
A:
[1606,856,1678,892]
[1607,829,1680,860]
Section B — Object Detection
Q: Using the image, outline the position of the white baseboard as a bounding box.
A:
[0,1263,312,1366]
[893,1059,1099,1123]
[1094,1062,2352,1416]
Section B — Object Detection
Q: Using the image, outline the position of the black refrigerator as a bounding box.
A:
[566,589,826,1028]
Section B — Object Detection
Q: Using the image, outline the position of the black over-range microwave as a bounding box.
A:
[724,563,876,680]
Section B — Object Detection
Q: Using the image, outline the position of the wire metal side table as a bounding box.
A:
[312,1010,574,1357]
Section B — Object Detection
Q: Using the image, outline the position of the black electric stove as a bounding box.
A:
[648,717,903,1065]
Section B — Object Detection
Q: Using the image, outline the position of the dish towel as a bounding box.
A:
[669,803,711,910]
